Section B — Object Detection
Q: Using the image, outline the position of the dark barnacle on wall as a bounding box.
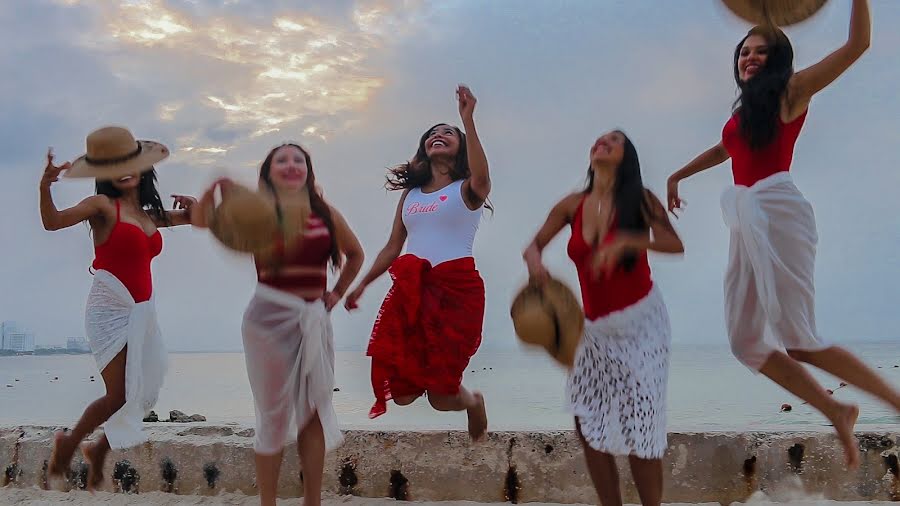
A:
[160,457,177,493]
[504,465,520,504]
[202,462,220,489]
[787,443,805,473]
[389,470,409,500]
[112,459,140,494]
[71,461,89,490]
[3,463,20,486]
[338,458,359,495]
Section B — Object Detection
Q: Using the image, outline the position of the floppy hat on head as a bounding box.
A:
[65,126,169,180]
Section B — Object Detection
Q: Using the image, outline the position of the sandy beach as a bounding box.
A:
[3,488,900,505]
[0,488,632,505]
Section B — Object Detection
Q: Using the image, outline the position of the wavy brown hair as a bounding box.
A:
[387,123,492,211]
[259,143,341,267]
[386,123,469,189]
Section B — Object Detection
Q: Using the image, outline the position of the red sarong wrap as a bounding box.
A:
[367,254,485,418]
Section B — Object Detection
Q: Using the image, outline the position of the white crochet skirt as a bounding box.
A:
[567,286,671,459]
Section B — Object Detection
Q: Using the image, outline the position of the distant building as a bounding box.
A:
[2,321,35,353]
[0,321,16,349]
[67,337,90,353]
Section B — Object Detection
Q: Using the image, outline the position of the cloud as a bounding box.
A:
[1,1,898,354]
[85,0,423,143]
[5,0,429,169]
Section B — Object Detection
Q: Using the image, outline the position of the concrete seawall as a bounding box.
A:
[2,425,899,504]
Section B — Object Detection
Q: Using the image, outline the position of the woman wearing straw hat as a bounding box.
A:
[343,85,490,440]
[667,0,899,469]
[192,143,364,506]
[523,131,683,506]
[39,126,195,489]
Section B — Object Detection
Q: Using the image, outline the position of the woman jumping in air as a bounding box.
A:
[667,0,898,468]
[345,85,491,440]
[42,126,194,489]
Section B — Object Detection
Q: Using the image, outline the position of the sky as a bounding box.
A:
[1,0,898,352]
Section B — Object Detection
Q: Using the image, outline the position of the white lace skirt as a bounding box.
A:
[567,286,671,459]
[241,284,343,455]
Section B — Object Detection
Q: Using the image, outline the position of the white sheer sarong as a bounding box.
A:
[84,270,167,449]
[241,284,343,455]
[721,172,827,370]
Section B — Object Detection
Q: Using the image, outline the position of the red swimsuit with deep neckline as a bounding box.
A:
[567,197,653,320]
[722,110,807,187]
[92,200,163,303]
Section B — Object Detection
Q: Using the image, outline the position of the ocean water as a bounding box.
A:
[1,342,899,431]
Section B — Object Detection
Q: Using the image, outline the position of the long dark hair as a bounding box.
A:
[583,131,650,271]
[387,123,492,211]
[732,26,795,150]
[259,143,341,267]
[95,168,169,225]
[386,123,470,189]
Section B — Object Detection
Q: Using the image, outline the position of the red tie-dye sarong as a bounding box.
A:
[367,254,485,418]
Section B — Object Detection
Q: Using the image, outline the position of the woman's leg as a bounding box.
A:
[628,456,663,506]
[297,413,325,506]
[759,350,859,468]
[50,346,127,477]
[427,386,487,440]
[393,395,420,406]
[80,434,110,491]
[788,346,900,411]
[255,450,284,506]
[575,417,623,506]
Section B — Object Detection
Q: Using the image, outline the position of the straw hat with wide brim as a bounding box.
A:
[721,0,828,26]
[206,183,281,254]
[510,277,584,368]
[64,126,169,180]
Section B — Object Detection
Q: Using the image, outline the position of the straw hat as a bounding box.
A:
[721,0,828,26]
[65,126,169,180]
[510,277,584,368]
[206,183,281,254]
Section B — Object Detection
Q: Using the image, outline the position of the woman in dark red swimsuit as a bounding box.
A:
[667,0,898,468]
[193,143,364,506]
[40,127,194,489]
[524,130,683,506]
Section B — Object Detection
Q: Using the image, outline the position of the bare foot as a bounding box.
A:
[467,392,487,441]
[830,403,860,469]
[80,441,106,492]
[48,431,75,478]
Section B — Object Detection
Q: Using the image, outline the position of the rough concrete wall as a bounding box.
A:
[1,426,899,504]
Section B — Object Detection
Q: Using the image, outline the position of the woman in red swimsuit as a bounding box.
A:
[667,0,899,468]
[524,130,683,506]
[40,127,195,489]
[193,143,364,506]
